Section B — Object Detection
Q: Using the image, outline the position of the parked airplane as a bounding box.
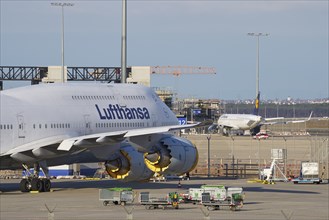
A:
[216,93,312,136]
[0,83,203,192]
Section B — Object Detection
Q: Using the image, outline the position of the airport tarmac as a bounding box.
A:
[1,134,328,219]
[0,178,328,220]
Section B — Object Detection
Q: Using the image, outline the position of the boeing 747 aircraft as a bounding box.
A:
[0,83,201,192]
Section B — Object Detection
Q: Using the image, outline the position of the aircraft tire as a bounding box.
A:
[31,178,43,192]
[42,179,51,192]
[20,179,30,192]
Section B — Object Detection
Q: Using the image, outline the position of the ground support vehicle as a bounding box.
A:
[292,162,322,184]
[201,192,244,211]
[139,192,180,209]
[184,185,242,204]
[226,187,244,201]
[292,177,322,184]
[99,188,134,206]
[184,185,227,204]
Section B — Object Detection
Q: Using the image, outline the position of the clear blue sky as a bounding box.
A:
[1,0,328,100]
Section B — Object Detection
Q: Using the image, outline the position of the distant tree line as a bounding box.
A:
[223,103,329,118]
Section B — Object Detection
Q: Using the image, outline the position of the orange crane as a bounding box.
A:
[151,66,216,76]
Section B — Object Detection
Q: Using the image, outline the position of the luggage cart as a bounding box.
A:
[201,192,243,211]
[139,192,179,209]
[184,186,227,204]
[99,188,134,206]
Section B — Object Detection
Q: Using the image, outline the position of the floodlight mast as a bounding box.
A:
[51,2,74,83]
[247,33,269,98]
[121,0,127,83]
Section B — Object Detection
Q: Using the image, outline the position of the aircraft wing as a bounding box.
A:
[1,122,205,161]
[261,112,313,125]
[2,134,72,157]
[261,117,284,125]
[57,122,203,151]
[283,111,313,124]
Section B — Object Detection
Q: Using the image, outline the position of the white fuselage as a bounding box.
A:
[217,114,262,131]
[0,83,179,166]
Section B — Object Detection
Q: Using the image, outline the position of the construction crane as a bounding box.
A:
[151,66,216,76]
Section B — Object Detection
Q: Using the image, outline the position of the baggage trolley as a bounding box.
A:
[139,192,179,209]
[99,188,134,206]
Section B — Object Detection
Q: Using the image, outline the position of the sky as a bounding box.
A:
[0,0,328,100]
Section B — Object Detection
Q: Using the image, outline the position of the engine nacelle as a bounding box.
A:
[144,136,198,176]
[105,146,154,181]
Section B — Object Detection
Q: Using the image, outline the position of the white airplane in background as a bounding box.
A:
[0,83,204,192]
[216,93,313,136]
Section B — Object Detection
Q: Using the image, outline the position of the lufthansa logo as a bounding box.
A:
[96,104,150,120]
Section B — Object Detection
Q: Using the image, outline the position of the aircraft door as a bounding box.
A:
[17,115,26,138]
[84,115,92,135]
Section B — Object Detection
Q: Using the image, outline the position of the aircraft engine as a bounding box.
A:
[144,136,198,176]
[218,126,229,136]
[104,146,154,181]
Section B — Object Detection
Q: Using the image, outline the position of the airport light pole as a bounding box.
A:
[231,136,235,177]
[51,2,74,83]
[207,135,211,177]
[257,139,261,179]
[121,0,127,83]
[247,33,269,98]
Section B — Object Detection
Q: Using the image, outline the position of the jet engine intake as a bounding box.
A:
[144,136,198,176]
[105,146,154,181]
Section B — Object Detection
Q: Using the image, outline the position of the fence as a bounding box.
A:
[191,158,329,180]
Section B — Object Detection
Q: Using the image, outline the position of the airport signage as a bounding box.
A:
[177,116,187,125]
[193,109,201,115]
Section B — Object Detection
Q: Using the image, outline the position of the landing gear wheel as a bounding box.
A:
[42,179,51,192]
[20,179,31,192]
[31,178,43,192]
